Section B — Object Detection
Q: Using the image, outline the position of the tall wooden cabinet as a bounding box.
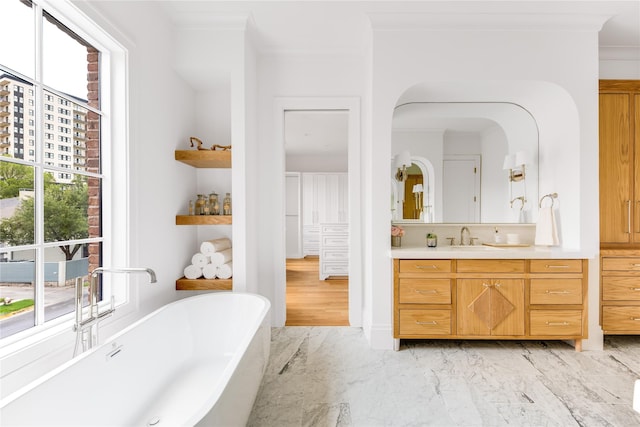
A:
[599,80,640,245]
[599,80,640,334]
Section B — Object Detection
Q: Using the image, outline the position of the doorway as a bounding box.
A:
[284,110,349,326]
[274,97,361,328]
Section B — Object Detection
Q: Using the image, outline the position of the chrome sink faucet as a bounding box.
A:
[460,226,471,246]
[73,267,157,357]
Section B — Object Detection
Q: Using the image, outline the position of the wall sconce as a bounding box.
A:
[503,151,529,182]
[394,150,412,182]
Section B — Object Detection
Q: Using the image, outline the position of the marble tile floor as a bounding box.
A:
[248,327,640,427]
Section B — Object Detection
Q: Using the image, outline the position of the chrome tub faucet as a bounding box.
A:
[73,267,157,357]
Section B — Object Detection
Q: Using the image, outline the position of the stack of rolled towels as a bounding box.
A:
[183,238,233,280]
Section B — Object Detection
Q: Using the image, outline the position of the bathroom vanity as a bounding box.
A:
[392,247,588,351]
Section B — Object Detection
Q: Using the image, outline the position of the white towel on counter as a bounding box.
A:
[202,263,217,280]
[210,248,233,267]
[183,264,203,280]
[191,252,209,269]
[535,207,559,246]
[216,261,233,279]
[200,238,232,255]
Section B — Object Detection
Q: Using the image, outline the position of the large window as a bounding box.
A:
[0,0,105,340]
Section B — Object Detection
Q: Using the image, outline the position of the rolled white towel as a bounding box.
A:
[200,238,232,255]
[210,248,233,267]
[216,261,233,279]
[191,252,209,269]
[183,264,203,280]
[202,263,217,280]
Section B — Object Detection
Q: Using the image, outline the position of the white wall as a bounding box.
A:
[286,153,348,172]
[257,54,366,325]
[367,17,604,350]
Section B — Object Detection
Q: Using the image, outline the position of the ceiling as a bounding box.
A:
[157,1,639,153]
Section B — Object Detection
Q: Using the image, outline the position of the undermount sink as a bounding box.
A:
[440,245,503,251]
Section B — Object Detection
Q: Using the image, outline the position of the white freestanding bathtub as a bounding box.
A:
[0,292,271,427]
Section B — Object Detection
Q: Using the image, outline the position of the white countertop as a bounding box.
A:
[390,244,587,259]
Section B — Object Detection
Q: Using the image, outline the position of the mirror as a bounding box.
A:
[391,102,538,223]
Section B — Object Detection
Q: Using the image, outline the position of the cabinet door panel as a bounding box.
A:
[599,93,632,244]
[635,94,640,242]
[457,279,524,336]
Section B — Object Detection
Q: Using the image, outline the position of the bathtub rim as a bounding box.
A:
[0,291,271,421]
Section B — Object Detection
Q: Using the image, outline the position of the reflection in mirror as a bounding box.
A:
[392,102,538,224]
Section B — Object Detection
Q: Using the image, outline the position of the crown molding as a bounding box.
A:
[368,12,610,33]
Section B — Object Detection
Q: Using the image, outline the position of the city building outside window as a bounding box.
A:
[0,0,108,341]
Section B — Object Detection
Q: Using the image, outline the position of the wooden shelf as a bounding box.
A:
[175,150,231,168]
[176,277,232,291]
[176,215,232,225]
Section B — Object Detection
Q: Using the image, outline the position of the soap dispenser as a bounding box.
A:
[494,227,504,244]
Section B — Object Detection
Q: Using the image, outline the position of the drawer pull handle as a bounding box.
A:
[415,265,438,269]
[415,289,438,294]
[632,264,640,267]
[545,265,569,269]
[546,290,570,295]
[546,321,570,326]
[632,288,640,291]
[631,318,640,321]
[416,321,438,325]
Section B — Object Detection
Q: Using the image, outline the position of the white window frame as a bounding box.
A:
[0,0,129,354]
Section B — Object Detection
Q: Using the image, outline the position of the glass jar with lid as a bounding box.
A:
[195,194,206,215]
[223,193,232,215]
[209,193,219,215]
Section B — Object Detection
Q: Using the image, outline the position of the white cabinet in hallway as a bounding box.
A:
[319,223,349,280]
[301,172,348,256]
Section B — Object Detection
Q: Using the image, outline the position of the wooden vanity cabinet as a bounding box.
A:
[394,258,588,351]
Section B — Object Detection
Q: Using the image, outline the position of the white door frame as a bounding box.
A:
[274,97,362,327]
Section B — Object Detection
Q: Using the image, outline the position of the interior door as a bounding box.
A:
[443,156,480,223]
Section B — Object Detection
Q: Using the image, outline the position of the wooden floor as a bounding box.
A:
[285,257,349,326]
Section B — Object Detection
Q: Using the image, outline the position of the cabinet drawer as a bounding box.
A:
[602,306,640,332]
[321,224,348,234]
[399,260,452,273]
[321,262,348,275]
[321,249,348,261]
[602,257,640,272]
[602,277,640,301]
[399,309,451,335]
[530,259,583,273]
[456,259,525,273]
[399,279,451,304]
[530,279,583,305]
[321,236,348,247]
[529,310,582,336]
